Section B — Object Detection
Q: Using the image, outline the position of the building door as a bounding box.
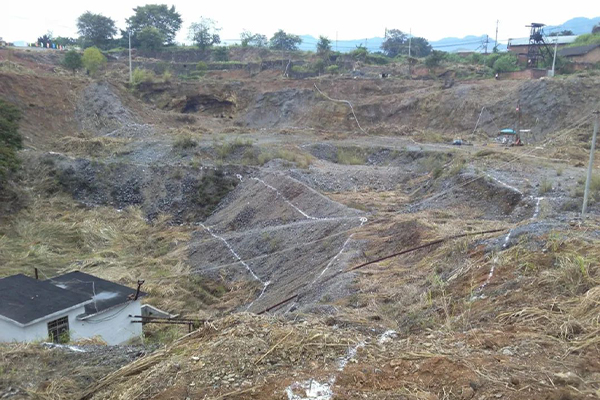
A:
[47,316,69,343]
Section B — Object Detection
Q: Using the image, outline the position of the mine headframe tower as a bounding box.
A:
[526,23,553,68]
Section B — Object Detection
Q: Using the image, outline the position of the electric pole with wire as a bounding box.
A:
[128,30,132,84]
[494,20,499,52]
[582,111,600,215]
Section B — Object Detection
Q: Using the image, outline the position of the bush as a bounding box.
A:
[326,65,339,74]
[484,53,502,68]
[366,53,389,65]
[131,68,156,86]
[0,99,22,181]
[211,46,229,61]
[492,53,519,73]
[82,47,107,76]
[196,61,208,77]
[424,50,446,68]
[62,50,83,73]
[350,47,368,61]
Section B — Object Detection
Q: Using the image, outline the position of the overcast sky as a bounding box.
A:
[2,0,597,44]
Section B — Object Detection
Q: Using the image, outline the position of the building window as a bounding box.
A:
[47,316,69,343]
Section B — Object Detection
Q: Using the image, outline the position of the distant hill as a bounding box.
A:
[545,17,600,35]
[297,16,598,54]
[297,34,505,54]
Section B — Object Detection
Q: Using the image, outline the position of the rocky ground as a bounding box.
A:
[1,47,600,399]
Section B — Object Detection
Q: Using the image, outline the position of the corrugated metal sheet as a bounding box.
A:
[508,35,578,47]
[558,44,600,57]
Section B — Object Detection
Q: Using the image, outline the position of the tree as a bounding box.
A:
[381,29,407,57]
[54,37,78,47]
[37,33,53,47]
[0,99,22,182]
[381,29,431,58]
[188,17,221,51]
[62,50,83,73]
[424,50,446,68]
[240,30,268,47]
[409,37,432,57]
[77,11,117,49]
[126,4,182,46]
[269,30,302,51]
[317,36,331,55]
[137,26,165,50]
[593,24,600,34]
[549,30,574,36]
[492,53,519,73]
[82,47,107,76]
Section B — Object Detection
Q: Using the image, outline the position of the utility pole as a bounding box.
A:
[128,30,132,84]
[494,20,499,52]
[336,31,338,52]
[582,111,600,215]
[484,35,489,54]
[515,100,521,144]
[550,38,558,77]
[408,28,412,58]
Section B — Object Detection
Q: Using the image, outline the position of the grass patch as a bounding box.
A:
[53,137,130,157]
[193,169,238,218]
[336,147,367,165]
[539,178,553,194]
[173,136,198,150]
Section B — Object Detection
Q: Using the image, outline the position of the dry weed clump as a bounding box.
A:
[0,194,237,315]
[53,136,130,157]
[81,314,367,400]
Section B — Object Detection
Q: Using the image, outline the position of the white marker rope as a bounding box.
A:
[314,83,367,134]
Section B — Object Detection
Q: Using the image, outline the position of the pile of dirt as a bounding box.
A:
[189,172,366,312]
[81,313,372,400]
[76,82,154,138]
[0,342,148,399]
[41,153,245,223]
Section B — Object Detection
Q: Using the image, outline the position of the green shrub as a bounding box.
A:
[366,53,389,65]
[196,61,208,76]
[424,50,446,68]
[82,47,107,76]
[131,68,156,86]
[211,46,229,61]
[326,65,339,74]
[492,53,519,73]
[62,50,83,73]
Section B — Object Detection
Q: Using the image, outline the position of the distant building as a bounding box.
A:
[558,44,600,64]
[508,35,578,64]
[0,272,146,345]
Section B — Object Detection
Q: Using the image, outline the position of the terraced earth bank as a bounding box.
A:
[1,48,600,400]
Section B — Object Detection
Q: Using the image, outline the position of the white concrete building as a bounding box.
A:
[0,272,145,345]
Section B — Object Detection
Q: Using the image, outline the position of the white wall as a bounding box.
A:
[72,301,142,345]
[0,306,86,343]
[0,301,142,345]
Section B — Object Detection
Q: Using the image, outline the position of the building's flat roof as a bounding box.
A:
[50,271,146,316]
[508,35,578,47]
[558,44,600,57]
[0,274,92,325]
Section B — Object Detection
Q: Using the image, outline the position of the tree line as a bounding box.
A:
[47,4,432,57]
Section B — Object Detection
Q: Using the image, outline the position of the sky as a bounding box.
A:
[2,0,597,45]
